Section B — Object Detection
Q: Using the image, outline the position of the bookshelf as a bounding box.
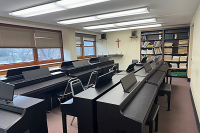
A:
[140,27,190,78]
[141,30,163,61]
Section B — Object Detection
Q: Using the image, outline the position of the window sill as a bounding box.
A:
[0,62,62,76]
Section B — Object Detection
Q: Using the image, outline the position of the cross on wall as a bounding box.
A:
[116,39,121,48]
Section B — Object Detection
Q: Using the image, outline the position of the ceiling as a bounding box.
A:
[0,0,199,33]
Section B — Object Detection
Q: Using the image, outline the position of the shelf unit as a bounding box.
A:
[141,30,163,61]
[140,27,190,78]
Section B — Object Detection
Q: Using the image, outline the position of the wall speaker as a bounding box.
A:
[131,31,137,36]
[101,34,106,39]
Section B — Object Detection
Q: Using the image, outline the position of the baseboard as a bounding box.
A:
[190,89,200,133]
[188,78,191,82]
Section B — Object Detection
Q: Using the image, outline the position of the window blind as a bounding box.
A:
[84,34,96,42]
[76,34,83,45]
[35,31,62,48]
[0,27,35,48]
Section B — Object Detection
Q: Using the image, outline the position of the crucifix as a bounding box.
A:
[116,39,121,48]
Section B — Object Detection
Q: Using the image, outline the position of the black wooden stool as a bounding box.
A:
[146,104,160,133]
[158,83,171,111]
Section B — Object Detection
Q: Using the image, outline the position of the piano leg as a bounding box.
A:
[62,113,67,133]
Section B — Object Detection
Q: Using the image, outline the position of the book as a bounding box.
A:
[172,56,180,61]
[180,56,187,61]
[178,47,187,54]
[141,50,147,54]
[164,48,172,54]
[164,55,172,61]
[179,39,188,45]
[170,63,178,69]
[147,49,154,54]
[179,63,187,69]
[164,42,173,47]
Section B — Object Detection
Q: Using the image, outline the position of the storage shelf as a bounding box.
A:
[141,54,162,55]
[142,39,162,41]
[164,38,189,40]
[167,75,187,78]
[169,68,187,70]
[141,33,163,36]
[164,46,188,48]
[164,53,188,55]
[141,47,161,49]
[108,54,123,57]
[130,36,138,38]
[164,61,187,63]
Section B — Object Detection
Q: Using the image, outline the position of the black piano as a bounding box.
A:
[61,74,126,133]
[61,58,118,83]
[0,95,48,133]
[1,68,71,110]
[97,80,158,133]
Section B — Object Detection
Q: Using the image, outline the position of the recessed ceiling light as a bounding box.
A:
[102,24,162,32]
[83,18,156,29]
[58,7,150,25]
[9,0,110,17]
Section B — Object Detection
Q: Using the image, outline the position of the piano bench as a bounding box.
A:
[158,83,171,111]
[146,104,160,133]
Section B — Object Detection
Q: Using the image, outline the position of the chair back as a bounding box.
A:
[62,77,78,99]
[70,79,85,96]
[132,59,138,64]
[86,71,98,89]
[109,65,117,72]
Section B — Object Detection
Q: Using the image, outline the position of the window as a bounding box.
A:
[0,25,63,70]
[76,33,96,59]
[38,48,61,61]
[0,48,34,64]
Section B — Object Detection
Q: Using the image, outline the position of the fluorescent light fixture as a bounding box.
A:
[9,3,64,17]
[102,28,129,32]
[83,18,156,29]
[58,7,150,25]
[129,24,162,29]
[97,7,149,19]
[102,24,162,32]
[84,24,116,29]
[57,0,110,9]
[58,16,100,24]
[9,0,110,17]
[116,18,156,26]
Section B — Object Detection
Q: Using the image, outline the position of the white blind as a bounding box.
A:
[84,34,96,42]
[76,34,83,45]
[35,31,62,48]
[0,27,35,48]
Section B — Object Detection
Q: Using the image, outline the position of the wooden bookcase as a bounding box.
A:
[140,26,190,78]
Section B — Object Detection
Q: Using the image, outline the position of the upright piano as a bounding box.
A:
[61,74,126,133]
[0,95,48,133]
[97,80,158,133]
[1,68,71,110]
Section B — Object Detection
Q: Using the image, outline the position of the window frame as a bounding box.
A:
[76,34,97,59]
[0,24,64,70]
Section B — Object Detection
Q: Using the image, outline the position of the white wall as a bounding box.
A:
[190,4,200,120]
[97,30,141,70]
